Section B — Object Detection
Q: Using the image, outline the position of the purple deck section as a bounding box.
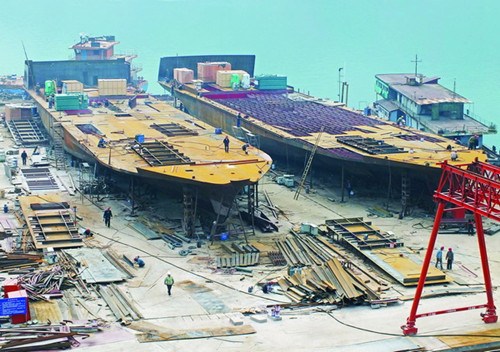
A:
[397,132,442,143]
[204,90,289,100]
[325,147,364,161]
[210,93,384,137]
[203,85,221,92]
[64,109,92,115]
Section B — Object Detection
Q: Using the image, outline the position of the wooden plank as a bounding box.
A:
[30,301,63,323]
[132,321,256,342]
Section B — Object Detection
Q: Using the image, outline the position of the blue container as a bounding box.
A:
[135,134,145,143]
[215,128,222,134]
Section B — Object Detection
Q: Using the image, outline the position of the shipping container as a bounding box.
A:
[255,75,288,90]
[197,62,231,82]
[216,70,248,88]
[4,104,35,121]
[62,80,84,94]
[173,68,194,84]
[98,79,127,96]
[54,93,89,111]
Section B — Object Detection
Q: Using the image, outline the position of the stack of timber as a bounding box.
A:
[216,243,260,268]
[275,232,384,305]
[0,252,42,273]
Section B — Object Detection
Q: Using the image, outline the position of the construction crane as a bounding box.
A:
[402,159,499,335]
[294,127,324,200]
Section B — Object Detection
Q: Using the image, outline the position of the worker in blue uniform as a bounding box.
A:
[134,256,145,268]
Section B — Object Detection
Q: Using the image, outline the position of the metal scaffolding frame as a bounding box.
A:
[402,160,499,335]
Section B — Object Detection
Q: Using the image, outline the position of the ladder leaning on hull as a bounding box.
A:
[294,127,324,200]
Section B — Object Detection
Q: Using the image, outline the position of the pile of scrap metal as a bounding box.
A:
[278,259,367,304]
[0,321,103,351]
[161,233,191,249]
[275,232,383,305]
[216,243,260,268]
[13,251,93,301]
[15,265,80,301]
[0,253,42,273]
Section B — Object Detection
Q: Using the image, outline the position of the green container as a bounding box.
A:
[44,80,56,97]
[230,74,241,89]
[55,93,89,111]
[255,75,287,90]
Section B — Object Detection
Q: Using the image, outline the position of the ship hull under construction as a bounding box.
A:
[157,55,487,199]
[161,85,446,179]
[28,88,271,219]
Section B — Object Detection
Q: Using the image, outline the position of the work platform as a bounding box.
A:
[19,195,82,249]
[8,119,48,146]
[326,217,451,286]
[22,168,60,192]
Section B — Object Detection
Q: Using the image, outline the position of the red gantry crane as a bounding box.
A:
[402,159,500,335]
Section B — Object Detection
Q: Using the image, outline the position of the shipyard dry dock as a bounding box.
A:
[0,89,499,350]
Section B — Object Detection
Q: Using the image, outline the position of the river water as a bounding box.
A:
[1,0,498,145]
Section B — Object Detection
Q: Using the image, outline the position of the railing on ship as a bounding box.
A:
[407,111,497,136]
[464,113,497,133]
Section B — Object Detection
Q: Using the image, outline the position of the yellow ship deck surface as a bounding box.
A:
[370,248,451,286]
[29,91,271,186]
[166,82,487,169]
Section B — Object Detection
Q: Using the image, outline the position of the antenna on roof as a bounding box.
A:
[453,78,456,99]
[411,54,421,77]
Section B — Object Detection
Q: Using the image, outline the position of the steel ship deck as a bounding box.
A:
[27,89,272,208]
[158,81,487,180]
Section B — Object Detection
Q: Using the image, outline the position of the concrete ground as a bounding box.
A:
[0,114,499,351]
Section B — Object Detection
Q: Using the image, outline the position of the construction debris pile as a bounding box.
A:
[0,322,103,351]
[275,232,385,305]
[16,265,79,301]
[0,253,42,273]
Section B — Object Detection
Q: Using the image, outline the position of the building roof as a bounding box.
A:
[376,74,471,105]
[71,39,119,51]
[374,99,400,112]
